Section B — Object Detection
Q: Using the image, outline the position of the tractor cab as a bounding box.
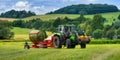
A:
[58,25,76,33]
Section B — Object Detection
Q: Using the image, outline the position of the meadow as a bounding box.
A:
[0,27,120,60]
[0,42,120,60]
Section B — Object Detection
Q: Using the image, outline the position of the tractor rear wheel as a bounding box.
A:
[66,39,75,48]
[53,36,62,48]
[80,41,86,48]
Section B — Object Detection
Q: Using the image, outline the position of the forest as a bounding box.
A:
[0,10,36,18]
[47,4,119,14]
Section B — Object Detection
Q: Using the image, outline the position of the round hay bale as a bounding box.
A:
[29,30,47,42]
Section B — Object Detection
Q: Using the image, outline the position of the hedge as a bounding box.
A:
[90,40,120,44]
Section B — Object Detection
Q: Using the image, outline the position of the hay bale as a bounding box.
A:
[29,30,47,42]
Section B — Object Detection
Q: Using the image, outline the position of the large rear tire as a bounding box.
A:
[80,41,86,48]
[53,36,62,48]
[66,39,75,48]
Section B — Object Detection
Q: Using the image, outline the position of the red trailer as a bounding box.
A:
[29,30,54,48]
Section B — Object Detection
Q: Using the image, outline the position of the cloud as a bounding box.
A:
[32,6,58,14]
[12,1,30,11]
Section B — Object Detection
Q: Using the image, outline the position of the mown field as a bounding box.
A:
[0,27,120,60]
[0,42,120,60]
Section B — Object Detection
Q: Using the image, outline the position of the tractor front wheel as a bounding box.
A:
[53,36,62,48]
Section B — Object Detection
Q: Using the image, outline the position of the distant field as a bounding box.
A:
[0,42,120,60]
[22,12,120,25]
[11,27,30,35]
[0,17,17,21]
[11,27,53,40]
[0,12,120,25]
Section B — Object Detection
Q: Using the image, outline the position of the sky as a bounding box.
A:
[0,0,120,15]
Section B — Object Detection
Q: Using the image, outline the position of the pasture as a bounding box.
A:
[0,42,120,60]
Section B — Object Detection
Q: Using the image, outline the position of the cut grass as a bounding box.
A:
[0,42,120,60]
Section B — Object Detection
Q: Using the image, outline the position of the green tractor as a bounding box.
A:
[52,24,91,48]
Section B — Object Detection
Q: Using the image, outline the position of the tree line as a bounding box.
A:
[47,4,119,15]
[0,10,36,18]
[1,13,120,40]
[12,14,120,39]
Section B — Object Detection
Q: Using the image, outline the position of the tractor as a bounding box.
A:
[52,24,90,48]
[29,24,90,48]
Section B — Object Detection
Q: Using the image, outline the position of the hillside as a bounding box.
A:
[0,12,120,25]
[47,4,119,14]
[23,12,120,25]
[0,17,17,21]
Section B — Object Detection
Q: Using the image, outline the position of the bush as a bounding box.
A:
[0,20,14,39]
[116,28,120,39]
[90,40,120,44]
[113,21,120,29]
[92,29,103,39]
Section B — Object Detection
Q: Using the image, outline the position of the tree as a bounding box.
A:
[103,25,112,37]
[47,4,119,14]
[53,17,62,27]
[118,14,120,20]
[0,20,14,39]
[116,28,120,39]
[91,14,105,31]
[92,29,103,39]
[76,14,86,23]
[12,20,25,28]
[106,27,116,39]
[113,20,120,29]
[0,10,36,18]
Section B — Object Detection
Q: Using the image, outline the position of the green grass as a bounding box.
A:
[11,27,30,35]
[11,27,53,40]
[0,42,120,60]
[22,14,80,21]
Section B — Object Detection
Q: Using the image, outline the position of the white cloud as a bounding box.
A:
[32,6,58,14]
[12,1,30,11]
[0,1,62,15]
[32,6,45,14]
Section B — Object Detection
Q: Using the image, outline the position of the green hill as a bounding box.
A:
[47,4,119,14]
[1,12,120,25]
[23,12,120,25]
